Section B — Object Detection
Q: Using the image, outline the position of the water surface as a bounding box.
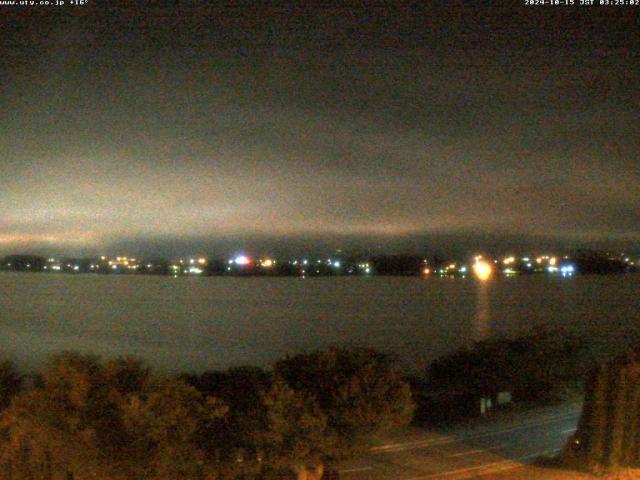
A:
[1,272,639,373]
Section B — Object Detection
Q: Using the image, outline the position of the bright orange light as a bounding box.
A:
[197,258,207,265]
[423,268,431,275]
[261,259,274,268]
[549,257,557,266]
[473,260,493,281]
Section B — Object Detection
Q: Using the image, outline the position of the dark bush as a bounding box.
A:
[0,361,20,411]
[422,330,592,414]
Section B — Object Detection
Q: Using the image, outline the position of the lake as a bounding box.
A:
[1,272,639,373]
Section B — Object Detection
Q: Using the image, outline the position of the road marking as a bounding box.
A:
[447,449,485,458]
[372,412,579,453]
[471,448,562,479]
[446,444,506,457]
[561,428,576,434]
[403,448,561,480]
[339,466,373,474]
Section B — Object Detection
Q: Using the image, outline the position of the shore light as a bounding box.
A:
[234,255,250,265]
[473,259,493,281]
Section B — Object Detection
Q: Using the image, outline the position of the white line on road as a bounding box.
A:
[339,466,374,473]
[446,444,506,458]
[561,428,577,434]
[447,449,485,458]
[403,448,561,480]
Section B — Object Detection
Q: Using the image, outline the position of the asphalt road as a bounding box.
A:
[338,402,582,480]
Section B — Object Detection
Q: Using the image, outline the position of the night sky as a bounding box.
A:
[1,2,638,257]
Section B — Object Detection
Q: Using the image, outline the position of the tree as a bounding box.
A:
[185,366,272,475]
[0,352,122,479]
[0,360,20,411]
[104,356,151,396]
[563,349,640,474]
[274,347,415,456]
[573,250,627,274]
[260,379,329,480]
[121,376,227,479]
[424,330,591,404]
[0,352,227,480]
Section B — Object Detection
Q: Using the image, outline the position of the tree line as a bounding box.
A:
[0,348,414,480]
[0,331,602,479]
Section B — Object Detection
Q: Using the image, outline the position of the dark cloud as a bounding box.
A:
[0,2,638,255]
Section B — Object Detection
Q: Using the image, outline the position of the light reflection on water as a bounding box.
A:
[1,272,639,373]
[474,281,491,341]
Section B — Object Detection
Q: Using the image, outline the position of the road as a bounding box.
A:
[338,402,582,480]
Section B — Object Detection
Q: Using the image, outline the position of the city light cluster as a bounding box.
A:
[1,251,637,278]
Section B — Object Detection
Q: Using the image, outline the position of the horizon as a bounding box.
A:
[1,231,638,261]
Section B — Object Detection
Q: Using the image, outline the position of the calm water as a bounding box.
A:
[1,272,639,373]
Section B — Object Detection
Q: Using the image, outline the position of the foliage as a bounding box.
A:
[424,330,592,403]
[260,379,329,477]
[0,347,415,479]
[573,250,628,274]
[0,352,122,479]
[187,366,331,479]
[185,366,272,466]
[122,376,227,479]
[274,347,415,456]
[0,352,226,480]
[0,361,20,411]
[563,349,640,474]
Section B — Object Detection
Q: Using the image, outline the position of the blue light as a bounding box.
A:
[560,264,575,277]
[234,255,250,265]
